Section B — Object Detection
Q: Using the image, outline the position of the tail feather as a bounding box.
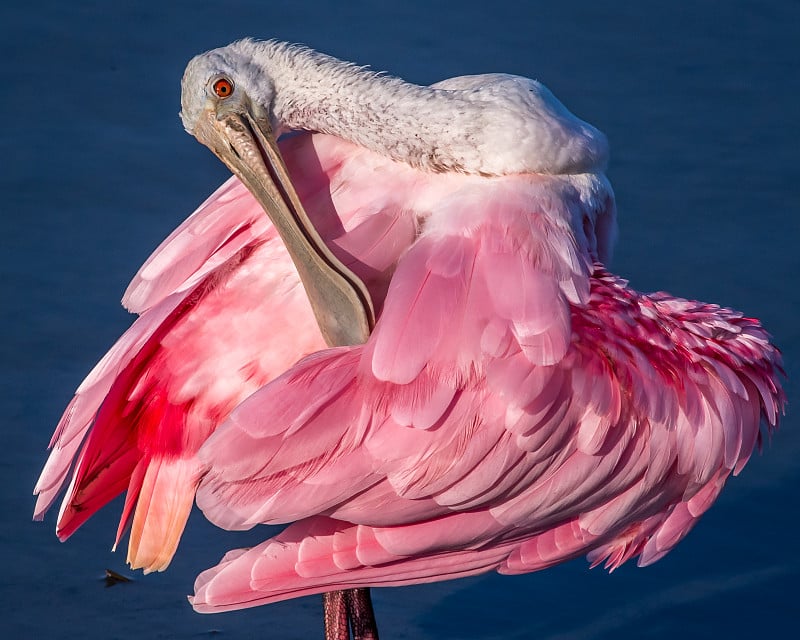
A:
[114,457,148,549]
[127,456,202,572]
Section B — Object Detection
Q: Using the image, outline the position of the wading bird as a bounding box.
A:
[35,40,783,639]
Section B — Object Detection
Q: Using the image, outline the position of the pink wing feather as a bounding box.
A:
[191,181,783,611]
[34,133,418,571]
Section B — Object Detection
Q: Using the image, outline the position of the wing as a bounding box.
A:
[192,184,783,611]
[34,181,327,571]
[34,132,418,572]
[194,175,593,526]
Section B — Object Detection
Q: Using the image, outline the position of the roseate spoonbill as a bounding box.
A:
[35,39,784,638]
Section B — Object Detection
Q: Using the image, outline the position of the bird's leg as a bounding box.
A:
[322,589,380,640]
[345,588,380,640]
[323,591,350,640]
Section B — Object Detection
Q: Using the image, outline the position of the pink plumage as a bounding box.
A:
[35,126,783,611]
[33,133,417,571]
[190,264,783,612]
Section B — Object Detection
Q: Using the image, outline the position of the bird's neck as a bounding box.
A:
[252,42,497,175]
[246,41,607,176]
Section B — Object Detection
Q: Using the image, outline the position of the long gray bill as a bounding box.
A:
[195,110,375,347]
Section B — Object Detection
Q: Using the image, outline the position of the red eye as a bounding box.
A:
[213,78,234,98]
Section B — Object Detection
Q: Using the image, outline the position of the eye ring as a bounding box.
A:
[212,77,234,98]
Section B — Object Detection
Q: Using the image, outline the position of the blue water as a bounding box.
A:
[2,1,798,638]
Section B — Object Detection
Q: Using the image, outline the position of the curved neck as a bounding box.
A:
[245,41,607,176]
[256,42,482,173]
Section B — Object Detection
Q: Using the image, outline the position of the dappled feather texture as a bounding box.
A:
[33,132,420,571]
[192,228,782,612]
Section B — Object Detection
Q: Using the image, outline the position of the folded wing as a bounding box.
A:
[191,181,781,611]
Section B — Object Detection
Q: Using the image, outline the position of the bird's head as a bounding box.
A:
[180,39,285,178]
[179,39,374,347]
[180,39,277,139]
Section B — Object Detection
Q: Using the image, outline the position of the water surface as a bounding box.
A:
[2,1,798,638]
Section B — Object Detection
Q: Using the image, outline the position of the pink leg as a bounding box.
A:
[323,589,379,640]
[323,591,349,640]
[346,589,379,640]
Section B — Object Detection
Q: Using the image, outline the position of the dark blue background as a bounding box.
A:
[2,1,798,637]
